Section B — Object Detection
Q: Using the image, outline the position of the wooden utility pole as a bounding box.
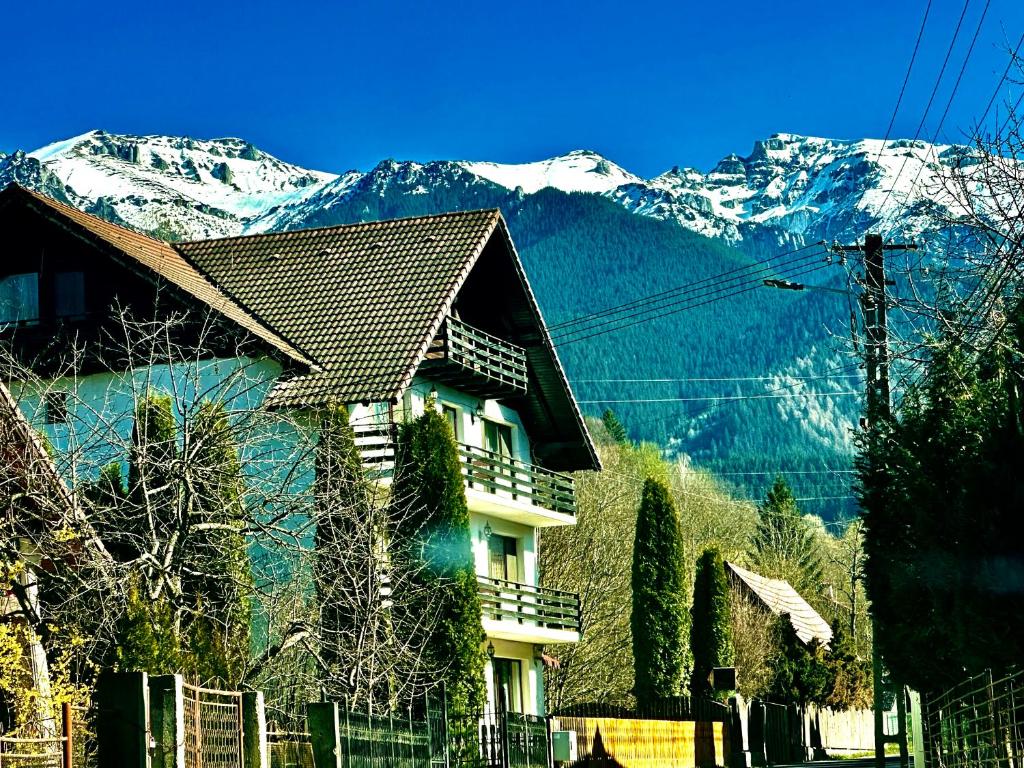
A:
[833,233,915,768]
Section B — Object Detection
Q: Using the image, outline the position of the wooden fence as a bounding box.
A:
[0,702,76,768]
[554,716,728,768]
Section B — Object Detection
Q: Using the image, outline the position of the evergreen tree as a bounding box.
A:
[182,401,252,685]
[115,579,182,674]
[631,477,687,701]
[313,403,388,704]
[857,306,1024,690]
[765,614,830,706]
[689,548,733,701]
[750,477,823,597]
[601,409,629,444]
[127,392,178,540]
[392,408,486,717]
[822,620,871,710]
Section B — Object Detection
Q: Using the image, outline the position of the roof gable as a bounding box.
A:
[726,561,833,646]
[0,185,311,366]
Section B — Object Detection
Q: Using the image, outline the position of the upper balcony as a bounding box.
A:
[478,575,581,645]
[420,317,528,399]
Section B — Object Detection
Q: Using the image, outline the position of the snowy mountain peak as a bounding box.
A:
[458,149,642,195]
[14,130,337,240]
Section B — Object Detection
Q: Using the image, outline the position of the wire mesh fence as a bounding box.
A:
[182,683,244,768]
[0,702,78,768]
[923,667,1023,768]
[268,729,314,768]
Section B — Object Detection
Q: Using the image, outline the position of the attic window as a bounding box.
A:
[0,273,40,327]
[55,272,86,319]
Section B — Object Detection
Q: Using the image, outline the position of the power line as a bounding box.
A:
[547,241,822,332]
[550,245,831,343]
[578,391,861,404]
[885,0,992,240]
[875,0,974,219]
[714,469,856,476]
[875,0,935,164]
[552,259,835,347]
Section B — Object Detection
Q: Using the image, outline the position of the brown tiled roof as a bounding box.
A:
[177,209,503,406]
[726,561,833,647]
[6,186,312,366]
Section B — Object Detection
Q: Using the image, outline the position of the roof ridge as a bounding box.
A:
[180,207,503,246]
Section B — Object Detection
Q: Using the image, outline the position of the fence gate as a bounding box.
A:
[182,683,244,768]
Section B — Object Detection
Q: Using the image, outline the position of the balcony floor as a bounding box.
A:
[466,487,576,528]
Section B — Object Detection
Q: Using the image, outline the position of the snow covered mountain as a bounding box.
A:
[2,130,336,239]
[1,129,958,247]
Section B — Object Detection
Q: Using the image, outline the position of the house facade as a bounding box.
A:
[0,184,598,717]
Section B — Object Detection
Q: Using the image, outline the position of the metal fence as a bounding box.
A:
[472,711,548,768]
[0,702,77,768]
[923,667,1023,768]
[554,695,728,723]
[182,683,244,768]
[336,704,434,768]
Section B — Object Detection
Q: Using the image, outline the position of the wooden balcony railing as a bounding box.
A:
[354,426,576,519]
[460,444,576,517]
[422,317,528,398]
[477,575,581,635]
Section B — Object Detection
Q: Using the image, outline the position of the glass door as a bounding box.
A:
[492,658,524,713]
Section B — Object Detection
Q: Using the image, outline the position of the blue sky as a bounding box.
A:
[2,0,1022,177]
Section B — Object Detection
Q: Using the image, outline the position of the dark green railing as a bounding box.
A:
[477,576,581,635]
[460,445,575,517]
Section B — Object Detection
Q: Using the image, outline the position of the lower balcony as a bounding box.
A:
[478,576,580,645]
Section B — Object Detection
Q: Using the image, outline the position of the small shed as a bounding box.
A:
[725,561,833,647]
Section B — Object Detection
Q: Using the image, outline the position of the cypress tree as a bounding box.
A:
[392,407,486,717]
[127,392,178,543]
[631,477,687,702]
[313,403,385,703]
[183,401,252,685]
[115,579,182,675]
[689,547,733,701]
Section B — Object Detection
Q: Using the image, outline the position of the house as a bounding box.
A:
[725,561,833,646]
[0,183,599,717]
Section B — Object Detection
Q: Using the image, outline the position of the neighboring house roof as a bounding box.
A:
[725,561,833,647]
[0,380,77,522]
[2,185,313,367]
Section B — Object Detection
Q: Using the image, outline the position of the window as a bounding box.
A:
[54,271,86,319]
[0,273,40,327]
[483,419,513,458]
[487,534,519,583]
[44,391,69,425]
[442,405,459,441]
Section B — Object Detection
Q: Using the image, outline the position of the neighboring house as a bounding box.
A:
[725,561,833,647]
[1,378,77,735]
[0,183,599,717]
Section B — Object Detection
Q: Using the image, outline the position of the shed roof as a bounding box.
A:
[726,561,833,646]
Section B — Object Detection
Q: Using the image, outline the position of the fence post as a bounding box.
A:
[96,670,151,768]
[243,691,268,768]
[148,674,184,768]
[308,702,343,768]
[728,695,752,768]
[61,701,73,768]
[908,690,925,768]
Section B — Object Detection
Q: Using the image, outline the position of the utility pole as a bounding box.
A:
[833,233,916,768]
